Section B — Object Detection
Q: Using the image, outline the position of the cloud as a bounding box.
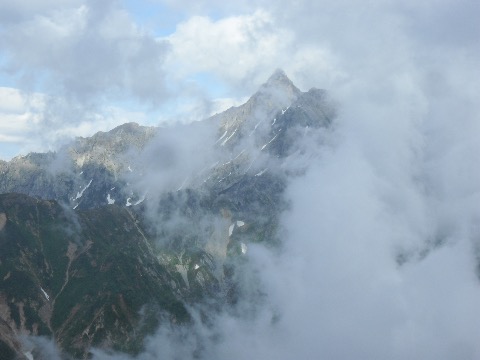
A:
[163,11,291,88]
[0,0,171,156]
[155,0,479,94]
[0,0,83,23]
[21,335,63,360]
[263,85,480,357]
[162,9,344,95]
[95,1,480,359]
[0,87,43,159]
[1,0,169,103]
[397,0,480,50]
[0,86,149,159]
[127,119,218,203]
[88,2,480,355]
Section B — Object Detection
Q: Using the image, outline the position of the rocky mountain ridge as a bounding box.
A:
[0,70,335,210]
[0,70,336,359]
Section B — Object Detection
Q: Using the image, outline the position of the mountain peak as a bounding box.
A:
[263,69,298,90]
[266,68,289,83]
[257,69,301,100]
[247,69,301,109]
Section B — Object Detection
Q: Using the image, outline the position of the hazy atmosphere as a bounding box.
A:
[1,0,479,359]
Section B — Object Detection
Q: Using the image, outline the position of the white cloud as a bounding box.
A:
[1,1,169,102]
[164,11,291,85]
[0,0,83,23]
[209,96,248,116]
[1,0,478,161]
[0,86,148,159]
[92,1,480,359]
[0,87,43,158]
[0,1,173,157]
[163,9,345,94]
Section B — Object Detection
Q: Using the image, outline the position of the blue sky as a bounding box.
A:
[121,0,185,37]
[0,0,478,160]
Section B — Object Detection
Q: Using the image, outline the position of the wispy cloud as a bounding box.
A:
[0,0,170,157]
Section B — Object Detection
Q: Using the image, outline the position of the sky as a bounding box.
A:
[0,0,478,160]
[2,1,480,359]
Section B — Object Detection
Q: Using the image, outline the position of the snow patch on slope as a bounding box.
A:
[74,179,92,200]
[40,287,50,301]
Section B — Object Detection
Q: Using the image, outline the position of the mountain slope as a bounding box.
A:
[0,193,188,359]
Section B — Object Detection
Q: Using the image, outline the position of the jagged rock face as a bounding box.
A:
[70,122,157,173]
[0,123,156,211]
[0,71,336,358]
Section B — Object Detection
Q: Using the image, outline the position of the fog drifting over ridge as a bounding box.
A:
[81,110,480,360]
[91,43,480,360]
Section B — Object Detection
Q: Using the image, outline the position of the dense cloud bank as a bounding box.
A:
[94,102,479,360]
[94,46,479,360]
